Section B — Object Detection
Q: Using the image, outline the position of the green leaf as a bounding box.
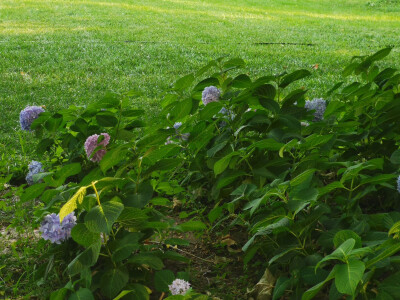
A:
[366,240,400,268]
[231,74,252,88]
[279,69,311,88]
[359,174,397,186]
[109,232,141,262]
[71,223,101,247]
[290,169,316,187]
[60,186,87,222]
[318,181,346,197]
[208,206,223,223]
[68,241,101,276]
[174,73,195,91]
[84,201,124,233]
[117,207,149,227]
[100,146,129,173]
[154,270,175,292]
[302,267,336,300]
[127,253,165,270]
[249,139,284,151]
[334,231,362,249]
[390,150,400,164]
[146,158,183,174]
[113,284,149,300]
[389,221,400,236]
[316,239,356,270]
[176,220,207,232]
[273,277,291,300]
[123,181,153,208]
[50,288,69,300]
[96,113,118,127]
[21,183,47,203]
[335,259,365,296]
[100,267,129,299]
[49,163,82,187]
[214,151,239,175]
[68,288,94,300]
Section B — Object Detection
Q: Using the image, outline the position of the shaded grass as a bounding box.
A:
[1,0,400,152]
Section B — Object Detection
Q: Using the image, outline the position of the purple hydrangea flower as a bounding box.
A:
[84,133,110,162]
[20,106,45,131]
[26,161,44,185]
[305,98,326,121]
[39,212,76,244]
[202,86,221,106]
[397,175,400,193]
[168,279,191,295]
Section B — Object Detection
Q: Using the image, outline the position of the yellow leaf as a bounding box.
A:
[59,186,87,222]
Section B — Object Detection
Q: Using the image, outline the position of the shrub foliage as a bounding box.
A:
[12,47,400,299]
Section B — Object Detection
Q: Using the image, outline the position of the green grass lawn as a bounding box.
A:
[1,0,400,152]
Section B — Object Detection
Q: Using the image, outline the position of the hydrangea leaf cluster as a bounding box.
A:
[202,86,221,106]
[168,279,191,295]
[39,212,76,244]
[20,106,45,131]
[165,122,190,144]
[25,161,44,185]
[84,133,110,162]
[304,98,326,121]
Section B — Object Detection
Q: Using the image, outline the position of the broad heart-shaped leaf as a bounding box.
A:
[279,69,311,88]
[71,223,101,247]
[100,145,129,174]
[127,253,165,270]
[154,270,175,292]
[84,201,124,233]
[100,266,129,299]
[60,186,87,222]
[302,267,337,300]
[68,241,101,276]
[335,259,365,296]
[21,183,47,203]
[109,232,141,262]
[316,239,356,270]
[68,288,94,300]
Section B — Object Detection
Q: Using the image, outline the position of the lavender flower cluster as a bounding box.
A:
[39,212,76,244]
[20,106,45,131]
[25,161,44,185]
[397,175,400,193]
[168,279,191,295]
[84,133,110,162]
[202,86,220,106]
[304,98,326,121]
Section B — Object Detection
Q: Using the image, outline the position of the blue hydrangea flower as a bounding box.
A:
[20,106,45,131]
[305,98,326,121]
[173,122,182,130]
[219,107,235,121]
[39,212,76,244]
[397,175,400,193]
[26,161,44,185]
[202,86,221,106]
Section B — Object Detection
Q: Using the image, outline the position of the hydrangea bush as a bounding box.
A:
[17,48,400,299]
